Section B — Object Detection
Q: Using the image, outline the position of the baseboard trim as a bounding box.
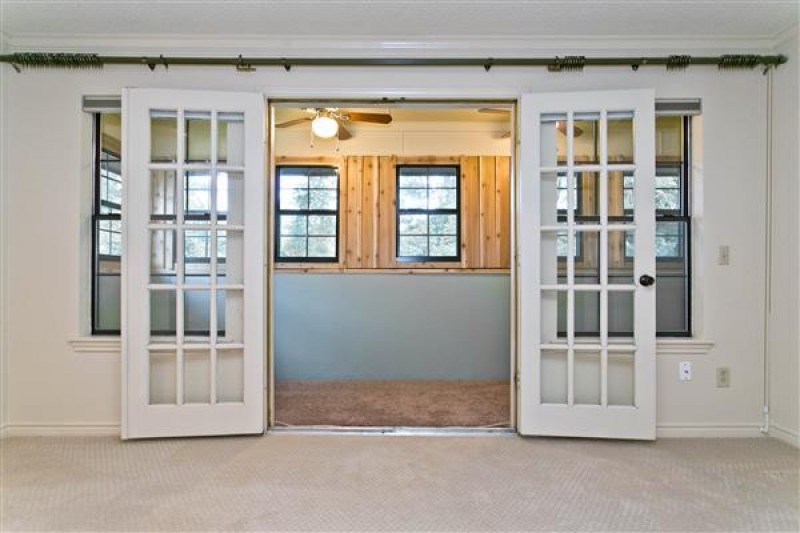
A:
[1,423,120,437]
[1,422,766,439]
[656,423,764,438]
[768,424,800,448]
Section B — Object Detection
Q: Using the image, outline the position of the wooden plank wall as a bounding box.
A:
[276,155,511,271]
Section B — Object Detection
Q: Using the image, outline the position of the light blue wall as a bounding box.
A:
[274,273,511,380]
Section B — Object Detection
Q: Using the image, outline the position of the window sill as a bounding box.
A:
[274,267,511,274]
[656,339,714,356]
[69,337,121,354]
[69,337,713,356]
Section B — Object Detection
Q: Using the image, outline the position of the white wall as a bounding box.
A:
[0,59,9,434]
[1,54,774,436]
[768,25,800,447]
[275,119,511,156]
[274,274,511,381]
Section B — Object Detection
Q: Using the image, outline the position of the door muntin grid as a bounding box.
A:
[539,109,640,408]
[147,109,246,406]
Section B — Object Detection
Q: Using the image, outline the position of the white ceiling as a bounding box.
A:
[1,0,798,50]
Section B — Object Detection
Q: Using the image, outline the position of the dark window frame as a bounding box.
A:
[274,165,340,263]
[395,164,462,263]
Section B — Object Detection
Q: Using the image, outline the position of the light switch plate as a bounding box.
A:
[680,361,692,381]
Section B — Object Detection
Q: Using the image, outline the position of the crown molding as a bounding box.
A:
[773,23,799,50]
[2,33,779,57]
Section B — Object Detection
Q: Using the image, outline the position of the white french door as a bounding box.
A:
[518,90,657,440]
[122,89,265,439]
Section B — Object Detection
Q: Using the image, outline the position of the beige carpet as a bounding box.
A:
[1,435,798,531]
[274,380,510,427]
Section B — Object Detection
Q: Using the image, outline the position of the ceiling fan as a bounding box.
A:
[275,108,393,140]
[478,108,584,138]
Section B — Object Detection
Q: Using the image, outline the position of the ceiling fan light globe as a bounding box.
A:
[311,116,339,138]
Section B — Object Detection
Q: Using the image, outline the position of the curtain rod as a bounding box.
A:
[0,52,788,73]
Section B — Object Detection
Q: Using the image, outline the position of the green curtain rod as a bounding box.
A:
[0,52,788,73]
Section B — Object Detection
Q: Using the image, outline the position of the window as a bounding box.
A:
[89,113,232,334]
[92,113,123,334]
[182,169,228,281]
[396,165,460,261]
[275,166,339,262]
[554,114,693,337]
[653,115,692,336]
[623,165,687,260]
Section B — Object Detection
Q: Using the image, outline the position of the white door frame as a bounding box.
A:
[263,91,520,430]
[119,83,663,438]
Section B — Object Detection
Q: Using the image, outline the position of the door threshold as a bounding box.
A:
[268,425,516,436]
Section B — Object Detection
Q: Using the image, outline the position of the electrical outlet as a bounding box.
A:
[679,361,692,381]
[716,367,731,388]
[718,245,730,265]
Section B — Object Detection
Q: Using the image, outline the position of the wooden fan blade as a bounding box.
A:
[336,121,352,141]
[275,117,311,128]
[478,108,511,115]
[556,122,584,137]
[341,111,392,124]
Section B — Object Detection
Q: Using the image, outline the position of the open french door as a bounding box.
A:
[518,90,657,440]
[122,89,265,439]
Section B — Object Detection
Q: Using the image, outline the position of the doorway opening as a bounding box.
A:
[269,100,515,428]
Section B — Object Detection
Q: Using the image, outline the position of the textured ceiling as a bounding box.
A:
[1,0,798,42]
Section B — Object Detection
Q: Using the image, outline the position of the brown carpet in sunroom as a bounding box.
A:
[275,380,510,427]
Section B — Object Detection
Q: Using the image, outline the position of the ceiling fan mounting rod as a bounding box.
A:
[1,52,788,73]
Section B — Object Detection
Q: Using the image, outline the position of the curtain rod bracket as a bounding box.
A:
[484,58,494,72]
[236,55,255,72]
[282,59,292,72]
